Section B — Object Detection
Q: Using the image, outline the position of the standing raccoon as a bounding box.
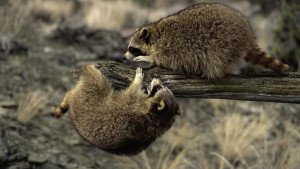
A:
[55,64,182,155]
[124,3,290,79]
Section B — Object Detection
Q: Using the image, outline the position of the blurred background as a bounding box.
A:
[0,0,299,169]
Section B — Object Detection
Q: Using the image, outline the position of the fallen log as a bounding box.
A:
[95,61,300,104]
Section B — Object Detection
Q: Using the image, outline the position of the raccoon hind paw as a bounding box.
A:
[55,106,68,118]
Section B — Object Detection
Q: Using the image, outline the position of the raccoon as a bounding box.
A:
[124,3,290,79]
[55,65,182,155]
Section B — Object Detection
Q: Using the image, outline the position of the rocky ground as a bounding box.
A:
[0,0,299,169]
[0,23,131,168]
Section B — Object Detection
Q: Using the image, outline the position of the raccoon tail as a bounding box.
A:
[245,46,290,72]
[79,64,112,98]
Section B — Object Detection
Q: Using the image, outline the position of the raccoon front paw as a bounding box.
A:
[150,78,162,87]
[132,56,142,63]
[132,56,154,64]
[134,68,144,83]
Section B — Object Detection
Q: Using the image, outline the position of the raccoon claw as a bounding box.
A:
[132,57,141,63]
[132,56,154,63]
[147,85,151,94]
[150,78,162,88]
[148,78,163,92]
[134,67,144,82]
[136,67,144,77]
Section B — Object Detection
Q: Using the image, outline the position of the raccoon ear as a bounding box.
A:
[157,100,165,110]
[139,28,150,40]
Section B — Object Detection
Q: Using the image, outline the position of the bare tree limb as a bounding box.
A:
[95,61,300,104]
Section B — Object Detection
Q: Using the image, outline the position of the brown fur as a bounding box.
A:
[124,3,290,79]
[55,65,181,155]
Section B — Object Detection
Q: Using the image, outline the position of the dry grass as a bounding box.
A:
[82,0,146,30]
[212,113,272,164]
[113,100,300,169]
[28,0,75,22]
[0,0,31,54]
[81,0,172,31]
[24,0,169,31]
[17,90,49,123]
[25,0,147,30]
[0,0,30,36]
[114,123,205,169]
[256,138,300,169]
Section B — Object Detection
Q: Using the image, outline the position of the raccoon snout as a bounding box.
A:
[123,54,127,60]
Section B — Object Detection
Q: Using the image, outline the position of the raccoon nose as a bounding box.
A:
[123,54,127,60]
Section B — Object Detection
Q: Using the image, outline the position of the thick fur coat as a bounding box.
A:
[124,3,290,79]
[55,65,181,155]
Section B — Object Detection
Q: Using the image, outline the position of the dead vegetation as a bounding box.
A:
[0,0,30,37]
[114,100,300,169]
[28,0,76,22]
[82,0,146,30]
[115,123,205,169]
[212,113,272,164]
[17,90,49,123]
[0,0,30,54]
[24,0,171,32]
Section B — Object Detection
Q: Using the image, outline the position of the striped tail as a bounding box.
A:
[245,47,290,72]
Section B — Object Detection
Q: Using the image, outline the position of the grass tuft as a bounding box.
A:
[212,113,272,164]
[0,0,30,37]
[114,123,204,169]
[17,90,49,123]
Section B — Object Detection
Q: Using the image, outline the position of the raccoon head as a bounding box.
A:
[146,78,182,129]
[123,27,152,60]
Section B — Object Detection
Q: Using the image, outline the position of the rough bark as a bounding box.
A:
[95,61,300,104]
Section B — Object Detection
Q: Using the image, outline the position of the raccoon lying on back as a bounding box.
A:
[124,3,290,79]
[55,65,181,155]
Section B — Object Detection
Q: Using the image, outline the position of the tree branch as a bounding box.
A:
[95,61,300,104]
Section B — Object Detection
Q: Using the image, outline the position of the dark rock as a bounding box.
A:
[6,161,31,169]
[53,154,70,166]
[50,26,127,62]
[248,0,296,14]
[0,129,8,165]
[0,37,28,55]
[57,52,76,67]
[28,152,48,164]
[50,26,94,43]
[0,100,18,109]
[33,162,63,169]
[5,130,28,163]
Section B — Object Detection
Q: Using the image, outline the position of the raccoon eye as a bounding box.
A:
[128,47,144,56]
[149,85,163,97]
